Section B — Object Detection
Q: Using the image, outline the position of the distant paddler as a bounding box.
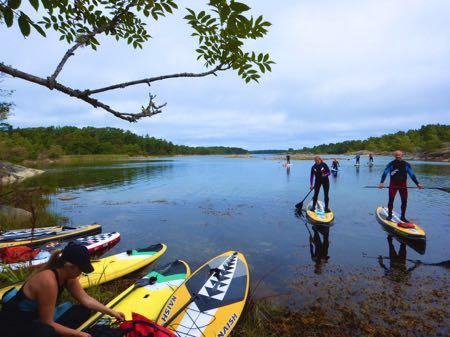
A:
[309,155,331,212]
[368,153,374,166]
[331,158,340,171]
[355,154,361,166]
[378,150,423,222]
[286,153,291,165]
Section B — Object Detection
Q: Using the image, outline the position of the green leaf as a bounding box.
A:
[18,12,31,37]
[8,0,21,10]
[30,22,46,36]
[3,7,14,27]
[230,1,251,13]
[29,0,39,11]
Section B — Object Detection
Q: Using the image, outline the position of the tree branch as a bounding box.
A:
[48,1,138,85]
[0,62,163,122]
[85,64,229,95]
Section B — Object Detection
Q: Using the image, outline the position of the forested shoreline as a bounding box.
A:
[0,126,248,163]
[294,124,449,154]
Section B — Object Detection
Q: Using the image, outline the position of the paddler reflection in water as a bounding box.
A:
[378,236,420,282]
[0,242,125,337]
[309,227,330,274]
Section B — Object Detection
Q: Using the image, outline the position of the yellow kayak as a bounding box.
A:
[376,207,426,239]
[306,200,334,225]
[0,224,102,249]
[157,251,249,337]
[0,243,166,299]
[79,260,190,332]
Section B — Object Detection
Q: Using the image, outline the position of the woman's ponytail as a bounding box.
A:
[34,250,66,274]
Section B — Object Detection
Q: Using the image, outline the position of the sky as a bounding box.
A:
[1,0,450,150]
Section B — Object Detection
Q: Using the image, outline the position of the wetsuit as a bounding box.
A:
[380,159,420,219]
[0,269,89,337]
[331,160,339,170]
[355,155,360,165]
[369,154,374,163]
[310,162,331,210]
[286,155,291,164]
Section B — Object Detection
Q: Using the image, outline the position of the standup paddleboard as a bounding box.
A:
[376,207,425,239]
[0,224,102,249]
[157,251,249,337]
[0,243,166,298]
[0,232,121,272]
[306,200,334,225]
[79,260,190,333]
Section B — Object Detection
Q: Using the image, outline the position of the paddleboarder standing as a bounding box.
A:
[355,154,360,165]
[286,154,291,165]
[378,150,423,222]
[310,156,331,212]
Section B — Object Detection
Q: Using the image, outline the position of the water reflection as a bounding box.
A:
[309,226,330,274]
[378,235,420,282]
[23,161,174,191]
[295,209,331,275]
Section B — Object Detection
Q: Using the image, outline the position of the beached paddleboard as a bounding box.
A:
[306,200,334,225]
[0,232,121,272]
[376,207,425,239]
[0,243,166,299]
[79,260,190,333]
[0,224,102,249]
[157,251,249,337]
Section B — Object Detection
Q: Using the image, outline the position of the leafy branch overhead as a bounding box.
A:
[0,0,274,122]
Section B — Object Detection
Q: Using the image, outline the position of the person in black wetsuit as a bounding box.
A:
[310,156,331,212]
[379,150,423,222]
[368,153,374,165]
[331,158,340,170]
[286,154,291,164]
[355,154,360,165]
[0,243,125,337]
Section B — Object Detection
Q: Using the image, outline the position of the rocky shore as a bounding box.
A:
[0,161,44,185]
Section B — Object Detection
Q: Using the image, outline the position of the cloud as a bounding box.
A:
[1,0,450,149]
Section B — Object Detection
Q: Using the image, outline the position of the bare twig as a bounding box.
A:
[86,64,228,95]
[48,1,138,84]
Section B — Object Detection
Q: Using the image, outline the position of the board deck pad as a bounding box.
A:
[376,207,425,239]
[79,260,190,334]
[157,251,249,337]
[0,232,121,272]
[306,200,334,225]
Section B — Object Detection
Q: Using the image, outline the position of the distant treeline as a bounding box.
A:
[294,124,449,154]
[250,150,287,154]
[0,126,248,162]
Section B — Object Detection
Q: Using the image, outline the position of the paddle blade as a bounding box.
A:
[295,201,304,210]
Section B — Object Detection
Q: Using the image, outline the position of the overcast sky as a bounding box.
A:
[1,0,449,149]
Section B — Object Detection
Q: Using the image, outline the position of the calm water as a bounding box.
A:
[26,155,450,296]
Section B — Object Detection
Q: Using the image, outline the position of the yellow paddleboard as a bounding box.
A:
[376,207,426,239]
[306,200,334,225]
[0,243,166,299]
[0,224,102,248]
[79,260,190,333]
[157,251,249,337]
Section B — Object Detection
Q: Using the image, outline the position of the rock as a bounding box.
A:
[0,161,44,185]
[0,205,32,221]
[417,147,450,162]
[57,195,79,201]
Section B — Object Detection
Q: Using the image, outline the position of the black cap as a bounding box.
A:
[61,242,94,273]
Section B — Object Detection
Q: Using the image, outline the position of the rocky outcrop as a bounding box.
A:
[416,147,450,162]
[0,161,44,184]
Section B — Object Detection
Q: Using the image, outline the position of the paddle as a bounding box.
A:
[364,186,450,193]
[295,189,313,210]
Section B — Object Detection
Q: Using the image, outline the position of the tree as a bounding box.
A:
[0,73,13,132]
[0,0,274,122]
